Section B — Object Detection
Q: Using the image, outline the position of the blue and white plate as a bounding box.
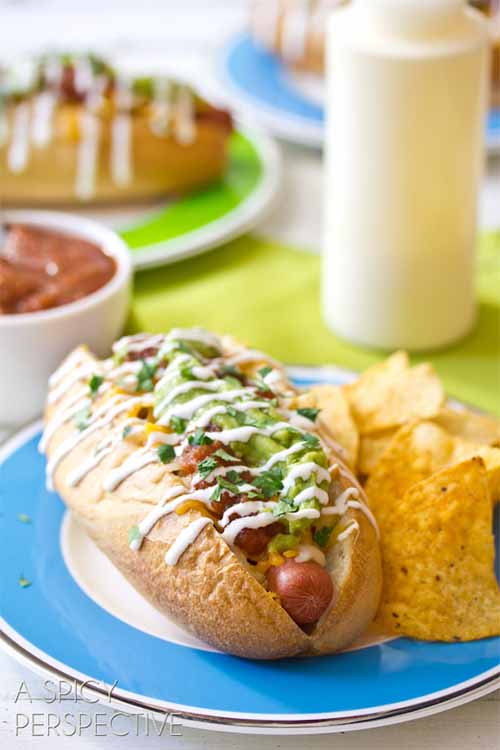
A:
[220,33,500,153]
[1,366,499,735]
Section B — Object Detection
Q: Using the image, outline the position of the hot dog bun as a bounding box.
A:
[42,333,381,659]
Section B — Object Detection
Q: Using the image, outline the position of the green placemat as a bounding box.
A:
[129,233,500,416]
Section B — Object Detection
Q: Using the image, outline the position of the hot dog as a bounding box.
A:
[0,53,233,205]
[41,327,382,658]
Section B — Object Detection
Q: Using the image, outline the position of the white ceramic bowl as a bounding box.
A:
[0,210,132,427]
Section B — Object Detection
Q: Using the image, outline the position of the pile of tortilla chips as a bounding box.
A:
[312,352,500,642]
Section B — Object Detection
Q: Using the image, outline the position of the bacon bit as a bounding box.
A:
[124,346,160,362]
[178,441,222,476]
[235,521,285,558]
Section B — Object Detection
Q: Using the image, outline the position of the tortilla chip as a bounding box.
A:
[433,407,500,446]
[357,429,398,477]
[376,458,500,641]
[294,386,359,468]
[345,352,445,434]
[451,441,500,504]
[365,421,500,514]
[365,420,455,525]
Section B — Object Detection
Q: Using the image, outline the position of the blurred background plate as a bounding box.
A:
[107,125,281,269]
[220,33,500,152]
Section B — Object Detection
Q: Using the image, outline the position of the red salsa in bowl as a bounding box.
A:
[0,224,116,314]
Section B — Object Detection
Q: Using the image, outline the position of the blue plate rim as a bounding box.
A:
[219,32,500,153]
[1,365,499,734]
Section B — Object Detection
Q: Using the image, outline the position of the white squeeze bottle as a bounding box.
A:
[322,0,490,350]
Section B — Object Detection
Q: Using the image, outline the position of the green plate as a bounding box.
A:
[118,127,280,269]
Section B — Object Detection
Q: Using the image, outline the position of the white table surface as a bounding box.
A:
[1,2,499,748]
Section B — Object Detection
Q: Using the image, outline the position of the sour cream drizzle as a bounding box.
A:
[44,328,378,569]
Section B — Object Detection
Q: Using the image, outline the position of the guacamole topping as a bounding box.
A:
[41,329,378,574]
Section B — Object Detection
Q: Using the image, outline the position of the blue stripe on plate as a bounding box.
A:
[1,370,499,719]
[224,34,500,149]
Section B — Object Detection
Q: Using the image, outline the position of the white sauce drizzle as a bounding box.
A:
[7,102,31,173]
[48,349,87,387]
[31,90,57,147]
[337,520,360,542]
[75,76,108,200]
[282,462,330,493]
[150,77,171,136]
[158,388,254,424]
[47,361,96,405]
[174,86,196,144]
[39,395,91,452]
[222,512,280,545]
[110,77,132,186]
[165,518,212,566]
[103,448,159,492]
[295,544,326,566]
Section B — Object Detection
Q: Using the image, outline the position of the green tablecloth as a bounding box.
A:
[129,233,500,416]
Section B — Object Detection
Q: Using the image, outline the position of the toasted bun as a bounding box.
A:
[0,105,232,206]
[44,346,381,659]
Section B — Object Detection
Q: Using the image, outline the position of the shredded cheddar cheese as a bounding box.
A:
[175,500,212,518]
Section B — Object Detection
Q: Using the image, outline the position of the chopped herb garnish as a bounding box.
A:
[136,359,157,392]
[128,525,141,544]
[122,425,133,439]
[158,444,175,463]
[180,366,193,379]
[303,433,320,449]
[297,407,320,422]
[177,341,193,355]
[213,448,239,463]
[18,513,31,524]
[211,475,244,501]
[225,470,243,484]
[89,374,104,395]
[170,416,187,434]
[272,498,297,517]
[198,456,219,479]
[220,364,240,378]
[74,405,91,431]
[188,430,213,446]
[18,576,31,588]
[313,526,334,549]
[252,466,283,498]
[258,366,272,379]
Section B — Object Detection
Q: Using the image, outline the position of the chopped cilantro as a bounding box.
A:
[213,448,239,463]
[211,475,243,501]
[170,416,187,434]
[158,444,175,463]
[258,366,272,379]
[128,526,141,544]
[197,456,219,479]
[74,405,91,431]
[17,513,31,524]
[18,576,31,588]
[297,407,320,422]
[122,425,133,439]
[303,433,320,449]
[188,430,213,446]
[313,526,334,548]
[180,366,193,379]
[272,498,297,517]
[220,365,240,378]
[225,470,243,484]
[136,359,157,392]
[252,466,283,498]
[89,374,104,395]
